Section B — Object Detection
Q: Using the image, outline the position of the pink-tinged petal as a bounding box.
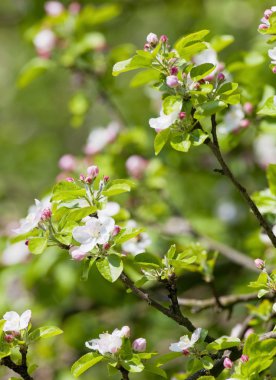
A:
[73,226,91,244]
[20,310,32,330]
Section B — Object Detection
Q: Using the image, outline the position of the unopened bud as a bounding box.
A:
[240,119,250,129]
[69,246,87,261]
[25,240,29,246]
[85,176,93,184]
[170,66,178,75]
[217,72,225,81]
[103,243,110,250]
[4,334,14,343]
[41,208,52,221]
[144,43,150,51]
[223,357,233,369]
[182,349,190,356]
[121,326,131,338]
[66,177,75,182]
[87,165,99,178]
[243,102,254,115]
[44,1,64,17]
[113,225,121,236]
[104,175,110,183]
[69,2,81,14]
[264,9,273,19]
[146,33,158,46]
[166,75,179,88]
[259,23,269,30]
[58,154,76,171]
[160,35,168,43]
[132,338,147,352]
[79,174,85,181]
[272,66,276,74]
[254,258,265,269]
[240,354,249,363]
[179,112,186,120]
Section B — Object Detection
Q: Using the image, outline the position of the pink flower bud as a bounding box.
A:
[182,349,190,356]
[166,75,179,88]
[254,258,265,269]
[179,112,186,120]
[44,1,64,16]
[126,155,148,179]
[66,177,75,182]
[87,165,99,178]
[272,66,276,74]
[259,23,269,30]
[85,176,93,184]
[204,74,214,81]
[144,43,150,51]
[243,102,254,115]
[132,338,147,352]
[69,2,81,14]
[103,243,110,250]
[104,175,110,183]
[69,246,87,261]
[113,225,121,236]
[223,357,233,369]
[240,119,250,128]
[121,326,131,338]
[25,240,29,246]
[79,174,85,181]
[217,72,225,81]
[264,9,273,19]
[160,35,168,43]
[4,334,14,343]
[41,208,52,221]
[58,154,76,171]
[170,66,179,75]
[192,82,201,90]
[34,29,56,58]
[217,62,225,72]
[240,354,249,363]
[146,33,158,45]
[244,328,254,338]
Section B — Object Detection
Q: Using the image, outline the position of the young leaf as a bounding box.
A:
[206,336,240,351]
[71,352,103,377]
[102,179,134,196]
[190,63,215,81]
[154,128,170,155]
[194,101,227,119]
[96,255,123,282]
[170,133,191,152]
[174,30,210,51]
[28,237,48,255]
[28,326,63,342]
[257,96,276,117]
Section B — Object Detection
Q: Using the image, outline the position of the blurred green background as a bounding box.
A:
[0,0,276,379]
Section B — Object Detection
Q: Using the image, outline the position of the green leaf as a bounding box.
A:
[153,352,183,367]
[81,257,96,281]
[154,128,170,155]
[190,129,208,146]
[18,58,55,88]
[102,179,134,196]
[28,237,48,255]
[202,356,214,370]
[175,30,210,51]
[163,96,182,115]
[258,289,269,298]
[51,181,86,202]
[71,352,103,377]
[267,164,276,196]
[96,255,123,282]
[257,96,276,116]
[194,101,227,119]
[115,228,144,244]
[217,82,239,95]
[166,244,176,260]
[190,63,215,81]
[206,336,240,351]
[135,253,161,268]
[130,69,160,87]
[29,326,63,342]
[178,42,208,60]
[210,35,234,52]
[69,92,89,116]
[144,363,167,378]
[0,340,11,359]
[112,54,153,76]
[121,356,144,373]
[170,133,191,152]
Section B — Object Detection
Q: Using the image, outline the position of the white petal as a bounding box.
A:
[85,339,100,351]
[268,48,276,61]
[20,310,32,330]
[73,226,91,244]
[191,328,202,345]
[149,111,178,130]
[3,320,20,332]
[3,311,19,321]
[80,240,97,253]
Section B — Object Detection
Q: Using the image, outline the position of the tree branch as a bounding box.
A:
[205,115,276,248]
[1,346,33,380]
[118,365,130,380]
[119,272,214,343]
[178,292,276,312]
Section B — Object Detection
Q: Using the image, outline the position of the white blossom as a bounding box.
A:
[84,122,120,155]
[122,221,151,256]
[254,134,276,167]
[149,107,181,131]
[219,105,245,134]
[2,241,29,266]
[3,310,32,333]
[98,202,120,218]
[169,328,202,352]
[85,327,125,355]
[268,47,276,64]
[14,197,51,235]
[33,29,56,54]
[73,215,115,252]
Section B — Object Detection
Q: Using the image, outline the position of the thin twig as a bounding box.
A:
[118,366,130,380]
[205,115,276,248]
[119,272,214,343]
[1,346,33,380]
